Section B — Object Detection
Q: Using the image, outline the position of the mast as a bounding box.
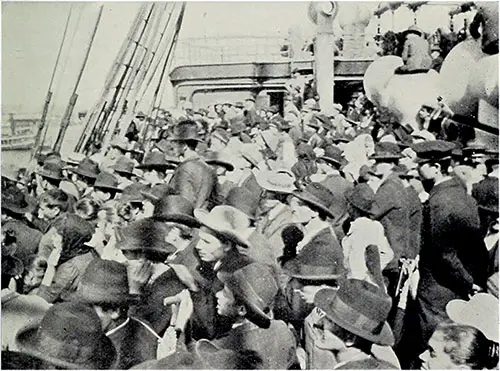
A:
[52,5,103,153]
[31,6,73,159]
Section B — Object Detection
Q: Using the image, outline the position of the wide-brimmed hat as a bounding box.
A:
[72,258,134,305]
[369,142,403,161]
[320,145,347,168]
[218,263,279,329]
[93,171,122,193]
[446,293,499,343]
[292,182,336,219]
[71,157,100,179]
[112,156,136,176]
[254,169,296,194]
[330,133,354,144]
[1,187,35,215]
[224,187,259,221]
[314,279,394,346]
[15,302,117,369]
[345,183,377,215]
[194,205,251,248]
[283,232,346,280]
[115,218,176,255]
[137,152,177,171]
[119,182,147,204]
[169,120,202,142]
[203,151,235,171]
[36,161,64,181]
[152,195,199,227]
[411,140,456,164]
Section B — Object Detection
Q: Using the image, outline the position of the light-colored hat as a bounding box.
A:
[254,169,296,194]
[194,205,251,248]
[411,130,436,142]
[446,293,499,342]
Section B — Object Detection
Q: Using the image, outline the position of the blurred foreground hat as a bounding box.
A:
[446,293,499,342]
[15,302,117,369]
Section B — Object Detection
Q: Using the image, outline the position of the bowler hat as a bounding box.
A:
[1,187,35,215]
[292,182,336,218]
[194,205,251,248]
[411,140,456,163]
[73,258,133,305]
[225,187,259,221]
[283,232,346,280]
[203,150,235,171]
[345,183,377,215]
[71,157,100,179]
[112,156,136,176]
[169,120,202,142]
[369,142,402,161]
[36,161,64,181]
[93,171,122,193]
[152,195,199,227]
[137,151,177,171]
[115,218,176,255]
[321,145,347,168]
[218,263,279,329]
[15,302,117,369]
[314,279,394,346]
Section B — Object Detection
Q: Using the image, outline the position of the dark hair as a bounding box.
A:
[94,302,129,316]
[435,321,499,369]
[40,189,69,212]
[428,158,452,176]
[74,198,101,222]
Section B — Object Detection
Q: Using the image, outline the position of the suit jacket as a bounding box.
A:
[212,320,298,369]
[168,157,217,209]
[472,176,499,237]
[107,317,159,369]
[374,174,411,271]
[405,185,423,259]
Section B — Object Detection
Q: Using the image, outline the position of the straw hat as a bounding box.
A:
[254,169,296,194]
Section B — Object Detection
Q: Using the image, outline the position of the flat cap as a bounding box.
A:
[411,140,456,163]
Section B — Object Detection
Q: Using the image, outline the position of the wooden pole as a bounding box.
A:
[53,5,103,153]
[31,6,73,160]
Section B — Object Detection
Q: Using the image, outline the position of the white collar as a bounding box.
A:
[434,176,452,186]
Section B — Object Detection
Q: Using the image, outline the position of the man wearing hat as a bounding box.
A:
[91,171,123,203]
[112,155,138,189]
[168,120,217,209]
[401,140,490,367]
[311,279,399,369]
[15,302,117,369]
[73,258,159,369]
[210,263,299,369]
[369,141,413,296]
[68,157,100,199]
[1,186,43,269]
[244,96,260,127]
[137,151,177,187]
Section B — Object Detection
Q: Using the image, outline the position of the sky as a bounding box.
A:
[2,1,471,116]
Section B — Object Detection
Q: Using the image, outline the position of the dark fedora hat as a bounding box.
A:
[292,182,336,219]
[224,186,259,221]
[314,279,394,346]
[71,157,100,179]
[112,156,136,176]
[73,258,134,305]
[119,182,147,204]
[169,120,202,142]
[203,150,235,171]
[93,171,122,193]
[345,183,377,215]
[152,194,199,227]
[15,302,117,369]
[369,142,402,161]
[321,145,347,168]
[1,187,35,215]
[218,263,279,329]
[283,233,346,280]
[137,151,177,171]
[115,218,176,255]
[36,161,64,181]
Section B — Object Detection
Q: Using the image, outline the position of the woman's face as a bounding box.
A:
[420,331,466,370]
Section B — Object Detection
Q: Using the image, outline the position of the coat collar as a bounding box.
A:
[428,176,464,200]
